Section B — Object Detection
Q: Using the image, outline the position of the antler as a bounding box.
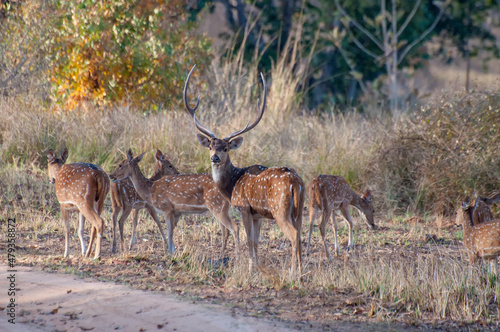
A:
[223,72,267,142]
[183,64,216,138]
[183,65,267,141]
[183,65,200,117]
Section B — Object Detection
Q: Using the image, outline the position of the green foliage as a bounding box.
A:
[48,0,212,110]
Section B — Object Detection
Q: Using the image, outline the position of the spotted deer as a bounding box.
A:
[109,149,239,257]
[307,175,375,260]
[46,148,110,259]
[184,65,305,272]
[472,193,500,226]
[459,195,500,273]
[111,149,180,253]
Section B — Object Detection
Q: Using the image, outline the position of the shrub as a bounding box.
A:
[372,90,500,215]
[48,0,212,110]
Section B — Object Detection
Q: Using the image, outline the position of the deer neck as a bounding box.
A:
[462,207,474,236]
[127,164,154,202]
[211,159,247,202]
[349,189,366,211]
[149,163,164,181]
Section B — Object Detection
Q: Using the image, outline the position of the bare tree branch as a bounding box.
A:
[398,0,449,65]
[348,30,379,59]
[336,44,368,94]
[397,0,422,38]
[334,0,384,51]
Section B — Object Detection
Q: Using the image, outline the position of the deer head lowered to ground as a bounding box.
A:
[110,149,180,253]
[307,175,375,260]
[184,65,305,272]
[47,148,110,259]
[109,149,240,258]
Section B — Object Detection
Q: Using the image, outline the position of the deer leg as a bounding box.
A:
[78,212,87,255]
[339,203,354,251]
[115,205,132,252]
[80,204,104,259]
[319,208,334,260]
[212,206,240,258]
[163,211,177,255]
[329,210,340,257]
[307,208,318,257]
[219,223,230,258]
[93,216,104,259]
[126,208,139,252]
[251,216,262,269]
[275,214,302,272]
[241,211,255,272]
[145,205,169,254]
[86,226,96,258]
[61,209,71,258]
[111,203,121,254]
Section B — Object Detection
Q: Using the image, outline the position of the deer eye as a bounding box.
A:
[169,165,173,168]
[224,148,228,152]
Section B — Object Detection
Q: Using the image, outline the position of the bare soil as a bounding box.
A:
[0,217,477,332]
[1,264,426,332]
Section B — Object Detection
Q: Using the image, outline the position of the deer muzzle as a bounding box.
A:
[211,155,221,165]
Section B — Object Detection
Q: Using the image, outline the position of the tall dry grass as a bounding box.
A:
[2,87,500,216]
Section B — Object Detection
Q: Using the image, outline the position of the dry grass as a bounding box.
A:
[1,30,500,330]
[1,164,500,329]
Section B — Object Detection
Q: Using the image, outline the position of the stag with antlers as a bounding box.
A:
[184,65,305,272]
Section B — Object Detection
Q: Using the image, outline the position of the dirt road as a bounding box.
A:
[1,265,294,332]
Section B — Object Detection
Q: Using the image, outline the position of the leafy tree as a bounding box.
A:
[332,0,449,112]
[49,0,212,110]
[189,0,499,110]
[188,0,297,72]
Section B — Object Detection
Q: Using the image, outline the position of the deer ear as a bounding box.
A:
[155,149,164,161]
[229,137,243,150]
[46,149,55,162]
[136,153,145,163]
[197,134,211,148]
[61,148,69,163]
[127,149,134,161]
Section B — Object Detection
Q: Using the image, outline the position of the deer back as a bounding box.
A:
[311,175,351,211]
[232,167,304,219]
[150,173,229,213]
[55,162,110,208]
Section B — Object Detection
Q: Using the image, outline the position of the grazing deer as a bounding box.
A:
[109,149,240,257]
[184,65,305,272]
[111,149,180,253]
[307,175,375,260]
[46,148,110,259]
[472,193,500,226]
[459,196,500,273]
